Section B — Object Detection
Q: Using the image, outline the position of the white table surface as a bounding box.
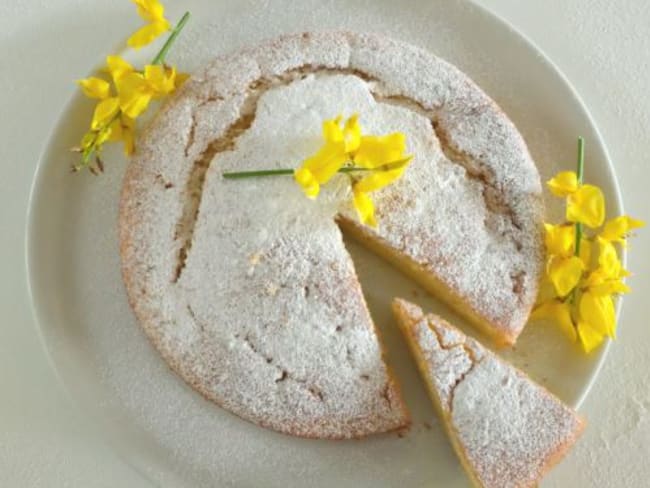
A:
[1,0,648,486]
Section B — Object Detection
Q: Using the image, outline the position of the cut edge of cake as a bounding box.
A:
[339,218,523,347]
[392,298,585,488]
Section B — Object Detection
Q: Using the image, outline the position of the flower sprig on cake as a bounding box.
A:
[72,1,190,173]
[533,137,644,353]
[223,114,413,227]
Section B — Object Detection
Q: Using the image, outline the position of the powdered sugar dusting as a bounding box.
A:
[394,300,585,488]
[120,32,543,438]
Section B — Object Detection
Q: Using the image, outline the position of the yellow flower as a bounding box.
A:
[294,114,363,198]
[600,215,645,244]
[546,254,584,297]
[579,290,616,339]
[576,320,605,353]
[547,171,578,197]
[583,238,630,295]
[294,114,412,226]
[544,223,575,257]
[531,300,577,342]
[91,97,120,130]
[294,167,321,199]
[353,187,377,227]
[77,77,111,99]
[353,133,406,169]
[547,170,605,228]
[566,184,605,228]
[116,64,177,118]
[106,55,135,82]
[108,115,136,155]
[350,156,411,227]
[127,0,171,49]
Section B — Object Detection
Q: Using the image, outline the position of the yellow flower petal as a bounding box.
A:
[577,321,606,353]
[301,141,348,184]
[353,133,406,169]
[353,188,377,227]
[77,77,111,99]
[597,238,624,279]
[108,116,136,156]
[90,97,120,130]
[132,0,167,23]
[531,300,577,342]
[547,171,578,197]
[544,223,575,257]
[354,159,411,193]
[579,291,616,339]
[589,279,630,296]
[566,183,605,228]
[122,127,136,156]
[322,116,343,144]
[343,114,361,153]
[144,64,176,96]
[547,255,584,297]
[116,72,152,119]
[294,167,320,198]
[127,20,170,49]
[106,55,134,82]
[600,215,645,243]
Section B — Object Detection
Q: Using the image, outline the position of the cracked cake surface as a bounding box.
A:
[119,31,543,438]
[392,299,585,488]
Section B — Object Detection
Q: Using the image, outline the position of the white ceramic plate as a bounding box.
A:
[27,0,622,486]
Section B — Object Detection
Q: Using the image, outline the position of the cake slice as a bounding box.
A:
[392,299,585,488]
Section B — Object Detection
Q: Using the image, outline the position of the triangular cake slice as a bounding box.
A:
[392,299,585,488]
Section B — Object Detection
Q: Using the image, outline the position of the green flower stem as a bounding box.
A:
[152,11,191,65]
[568,136,585,306]
[574,136,585,256]
[222,156,412,179]
[75,12,191,171]
[222,166,373,179]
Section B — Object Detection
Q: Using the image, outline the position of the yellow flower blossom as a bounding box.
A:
[579,290,616,339]
[566,184,605,228]
[353,188,377,227]
[544,223,575,257]
[116,64,177,118]
[293,115,358,197]
[127,0,171,49]
[583,238,630,296]
[600,215,645,244]
[293,114,412,226]
[351,156,412,227]
[537,142,642,354]
[294,167,321,199]
[91,97,120,130]
[354,133,406,169]
[547,170,605,228]
[576,320,605,353]
[77,77,111,99]
[531,300,577,342]
[546,255,584,297]
[547,171,578,197]
[108,114,136,155]
[106,55,135,82]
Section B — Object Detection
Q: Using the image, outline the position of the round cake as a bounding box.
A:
[119,32,543,439]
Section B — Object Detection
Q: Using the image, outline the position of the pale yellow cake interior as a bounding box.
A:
[340,217,516,347]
